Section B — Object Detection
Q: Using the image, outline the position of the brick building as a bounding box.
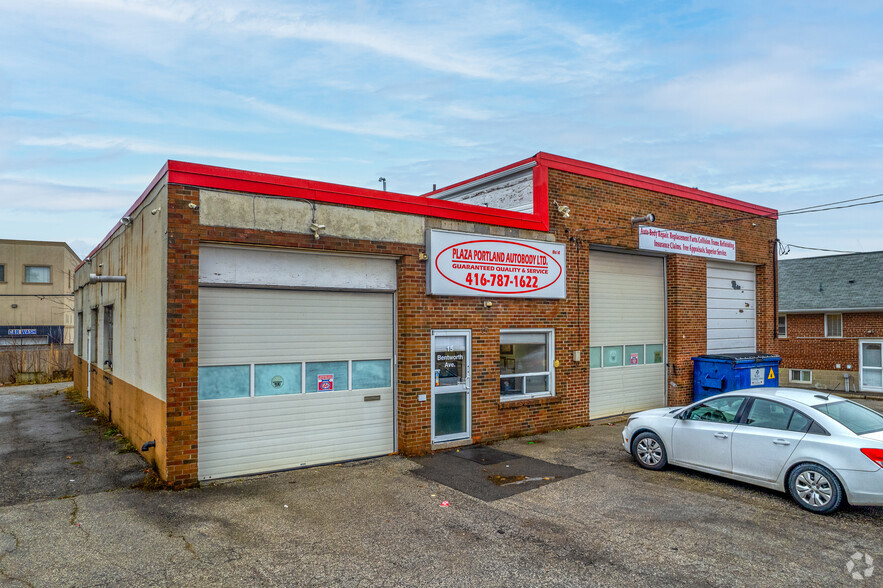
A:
[776,251,883,394]
[73,153,778,485]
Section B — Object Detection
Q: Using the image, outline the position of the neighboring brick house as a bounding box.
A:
[73,153,778,486]
[776,251,883,395]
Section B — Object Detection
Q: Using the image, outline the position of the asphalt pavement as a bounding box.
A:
[0,383,881,587]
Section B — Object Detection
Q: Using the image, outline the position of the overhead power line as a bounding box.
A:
[570,189,883,240]
[782,244,860,255]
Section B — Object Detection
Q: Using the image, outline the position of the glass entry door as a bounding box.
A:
[861,341,883,392]
[431,330,471,443]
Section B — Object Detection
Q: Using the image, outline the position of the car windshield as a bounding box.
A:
[813,401,883,435]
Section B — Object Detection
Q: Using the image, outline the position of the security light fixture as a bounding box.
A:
[553,200,571,219]
[630,213,656,224]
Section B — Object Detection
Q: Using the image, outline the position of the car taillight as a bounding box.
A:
[860,448,883,468]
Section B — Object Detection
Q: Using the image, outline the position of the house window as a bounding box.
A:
[778,315,787,338]
[103,305,114,368]
[0,264,5,282]
[825,314,842,338]
[24,265,51,283]
[790,369,812,383]
[499,330,553,400]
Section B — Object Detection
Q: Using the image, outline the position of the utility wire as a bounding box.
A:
[778,192,883,214]
[570,190,883,241]
[782,244,860,255]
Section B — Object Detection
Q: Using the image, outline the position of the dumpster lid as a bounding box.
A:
[693,353,781,363]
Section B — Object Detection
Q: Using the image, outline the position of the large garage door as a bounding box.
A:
[196,247,396,481]
[589,251,666,419]
[707,261,756,354]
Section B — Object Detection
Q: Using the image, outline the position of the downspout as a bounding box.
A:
[86,328,91,399]
[773,239,779,341]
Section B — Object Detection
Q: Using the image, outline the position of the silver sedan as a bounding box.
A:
[621,388,883,513]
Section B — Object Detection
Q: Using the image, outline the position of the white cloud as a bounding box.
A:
[0,178,133,211]
[19,135,311,164]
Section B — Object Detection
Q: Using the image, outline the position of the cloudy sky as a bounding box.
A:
[1,0,881,259]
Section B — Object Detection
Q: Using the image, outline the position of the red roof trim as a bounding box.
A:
[536,152,779,218]
[166,160,550,232]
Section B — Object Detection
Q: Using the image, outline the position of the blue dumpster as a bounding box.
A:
[691,353,781,402]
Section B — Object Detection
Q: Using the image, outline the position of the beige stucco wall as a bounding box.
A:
[74,181,169,401]
[199,189,426,244]
[0,239,80,343]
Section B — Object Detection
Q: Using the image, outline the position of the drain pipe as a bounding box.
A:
[141,440,156,452]
[86,328,91,399]
[89,274,126,283]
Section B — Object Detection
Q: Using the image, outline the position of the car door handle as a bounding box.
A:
[714,432,729,439]
[773,439,791,446]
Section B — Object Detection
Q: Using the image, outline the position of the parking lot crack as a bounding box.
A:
[68,497,89,538]
[0,525,34,588]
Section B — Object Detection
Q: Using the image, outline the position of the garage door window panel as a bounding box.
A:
[254,363,302,396]
[603,346,623,367]
[198,365,251,400]
[500,330,553,399]
[305,361,349,393]
[624,345,644,366]
[646,344,664,364]
[352,360,391,390]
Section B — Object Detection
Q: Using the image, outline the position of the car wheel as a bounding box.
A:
[787,464,844,514]
[632,432,667,470]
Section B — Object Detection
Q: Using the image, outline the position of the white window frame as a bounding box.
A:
[859,339,883,393]
[824,313,842,338]
[789,369,812,384]
[777,314,787,338]
[499,328,554,401]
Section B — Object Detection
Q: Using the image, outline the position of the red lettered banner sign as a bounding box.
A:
[427,230,566,298]
[638,225,736,260]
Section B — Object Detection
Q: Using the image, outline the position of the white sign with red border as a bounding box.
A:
[638,226,736,261]
[317,374,334,391]
[427,230,566,298]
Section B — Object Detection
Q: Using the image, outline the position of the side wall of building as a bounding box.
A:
[73,182,170,476]
[0,240,79,344]
[546,169,778,406]
[776,311,883,393]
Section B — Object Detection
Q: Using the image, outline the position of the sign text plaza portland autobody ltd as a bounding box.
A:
[427,230,566,299]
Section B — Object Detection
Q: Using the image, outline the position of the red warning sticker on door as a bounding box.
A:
[318,374,334,391]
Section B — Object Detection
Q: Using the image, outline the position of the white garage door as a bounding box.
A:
[196,247,396,480]
[707,261,756,354]
[589,251,666,419]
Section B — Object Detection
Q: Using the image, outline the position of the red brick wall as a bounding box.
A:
[776,312,883,370]
[547,170,778,405]
[165,185,201,486]
[158,167,776,485]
